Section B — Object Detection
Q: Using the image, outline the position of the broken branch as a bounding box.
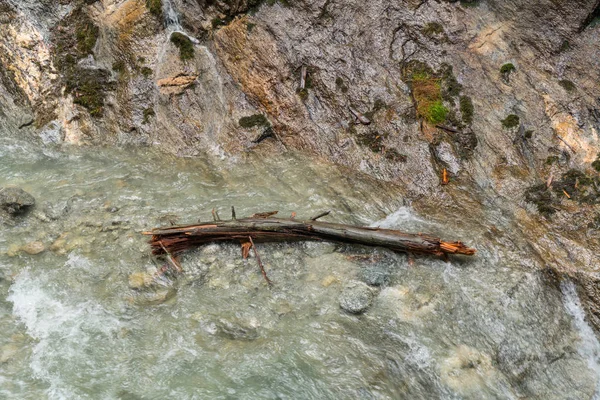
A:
[249,236,272,286]
[310,210,330,220]
[144,212,476,259]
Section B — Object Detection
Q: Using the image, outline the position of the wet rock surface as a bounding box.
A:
[340,280,375,314]
[0,187,35,215]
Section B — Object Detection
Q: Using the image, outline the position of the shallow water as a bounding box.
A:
[0,136,599,399]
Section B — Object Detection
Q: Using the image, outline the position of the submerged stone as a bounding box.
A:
[360,265,391,286]
[21,241,45,255]
[340,281,375,314]
[0,187,35,215]
[214,318,259,341]
[128,272,155,289]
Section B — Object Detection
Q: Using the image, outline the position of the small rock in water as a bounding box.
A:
[340,281,375,314]
[133,288,176,306]
[321,275,339,287]
[0,187,35,216]
[42,201,67,220]
[360,265,391,286]
[128,272,155,289]
[0,343,19,363]
[215,318,259,341]
[21,241,45,255]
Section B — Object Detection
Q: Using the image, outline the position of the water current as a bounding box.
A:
[0,136,599,399]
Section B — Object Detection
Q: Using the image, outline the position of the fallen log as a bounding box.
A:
[143,211,475,258]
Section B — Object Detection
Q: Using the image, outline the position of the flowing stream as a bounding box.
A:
[1,135,599,399]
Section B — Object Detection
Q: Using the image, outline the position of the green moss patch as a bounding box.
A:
[335,77,348,93]
[422,22,444,36]
[140,67,153,77]
[239,114,269,128]
[592,154,600,171]
[525,169,600,216]
[559,80,576,92]
[410,72,448,124]
[143,107,155,124]
[500,63,515,74]
[66,69,114,117]
[170,32,194,61]
[501,114,520,129]
[459,95,473,125]
[146,0,162,19]
[51,6,114,117]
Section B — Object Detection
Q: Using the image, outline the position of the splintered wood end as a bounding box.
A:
[440,241,476,256]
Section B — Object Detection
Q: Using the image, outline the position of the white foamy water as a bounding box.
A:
[369,206,428,230]
[561,280,600,399]
[8,269,122,399]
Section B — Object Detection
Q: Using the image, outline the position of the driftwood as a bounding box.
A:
[143,211,475,258]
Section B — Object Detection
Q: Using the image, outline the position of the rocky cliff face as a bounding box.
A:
[2,0,600,329]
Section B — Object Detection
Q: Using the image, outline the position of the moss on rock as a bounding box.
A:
[170,32,194,61]
[559,79,576,92]
[459,95,474,125]
[239,114,269,128]
[501,114,520,129]
[146,0,162,19]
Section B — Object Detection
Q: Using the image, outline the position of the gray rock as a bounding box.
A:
[214,318,259,341]
[496,340,535,382]
[360,264,391,286]
[0,187,35,216]
[340,281,375,314]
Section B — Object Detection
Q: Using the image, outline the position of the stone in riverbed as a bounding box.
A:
[340,281,375,314]
[214,318,259,341]
[128,272,155,289]
[360,264,391,286]
[0,187,35,216]
[21,241,45,255]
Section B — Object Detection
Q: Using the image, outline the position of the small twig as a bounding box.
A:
[310,210,331,221]
[556,135,576,153]
[441,168,449,185]
[212,208,221,221]
[248,236,272,286]
[563,189,571,199]
[435,124,459,133]
[159,241,183,273]
[231,206,236,220]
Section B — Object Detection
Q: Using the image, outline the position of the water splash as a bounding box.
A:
[162,0,199,43]
[369,206,428,230]
[162,0,182,32]
[561,280,600,399]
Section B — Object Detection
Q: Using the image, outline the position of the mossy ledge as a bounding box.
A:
[501,114,520,129]
[51,6,114,118]
[170,32,195,61]
[239,114,269,128]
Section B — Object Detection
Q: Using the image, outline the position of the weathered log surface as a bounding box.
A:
[143,212,476,258]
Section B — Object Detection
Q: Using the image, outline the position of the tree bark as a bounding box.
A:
[143,213,475,258]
